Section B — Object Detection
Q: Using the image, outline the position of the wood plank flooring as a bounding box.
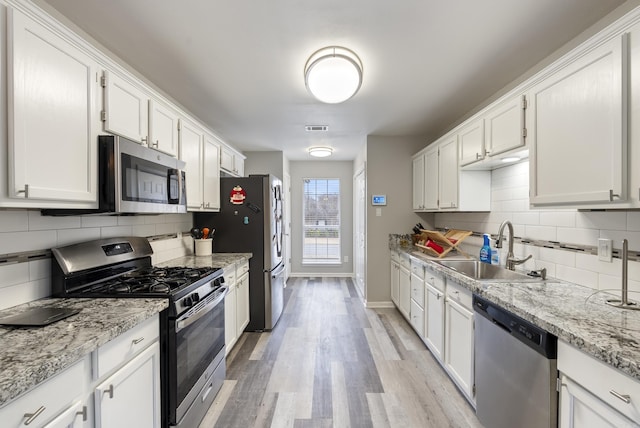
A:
[199,277,483,428]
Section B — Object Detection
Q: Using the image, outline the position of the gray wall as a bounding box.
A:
[244,151,285,179]
[364,135,434,305]
[290,161,354,275]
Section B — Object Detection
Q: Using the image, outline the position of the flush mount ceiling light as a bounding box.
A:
[308,146,333,158]
[304,46,363,104]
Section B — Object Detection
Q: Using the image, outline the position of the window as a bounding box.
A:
[303,178,341,264]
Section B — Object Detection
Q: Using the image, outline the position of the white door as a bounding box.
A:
[103,70,149,144]
[94,343,161,428]
[399,265,411,319]
[485,94,526,157]
[284,172,292,282]
[412,155,425,210]
[148,99,179,157]
[458,118,485,166]
[179,119,204,210]
[445,298,474,400]
[425,282,445,362]
[203,134,221,210]
[8,8,99,206]
[354,168,366,297]
[390,260,399,305]
[439,135,459,210]
[424,146,439,210]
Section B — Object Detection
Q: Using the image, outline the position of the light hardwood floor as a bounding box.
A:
[200,277,484,428]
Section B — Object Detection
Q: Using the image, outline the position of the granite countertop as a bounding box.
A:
[391,243,640,383]
[156,252,252,271]
[0,297,168,407]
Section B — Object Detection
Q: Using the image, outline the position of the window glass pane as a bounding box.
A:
[303,178,341,264]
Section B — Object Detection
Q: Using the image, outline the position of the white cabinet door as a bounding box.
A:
[425,282,445,362]
[390,260,400,305]
[43,400,86,428]
[203,134,221,210]
[410,298,425,338]
[179,119,204,210]
[7,8,99,206]
[94,343,161,428]
[424,146,439,210]
[236,272,250,334]
[220,145,235,173]
[529,35,627,206]
[103,70,149,144]
[235,157,245,177]
[445,297,474,401]
[412,154,425,210]
[458,118,485,166]
[225,284,238,355]
[559,375,638,428]
[485,94,526,157]
[439,135,459,210]
[398,265,411,319]
[148,99,179,157]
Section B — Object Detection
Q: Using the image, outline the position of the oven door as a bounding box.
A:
[169,287,226,424]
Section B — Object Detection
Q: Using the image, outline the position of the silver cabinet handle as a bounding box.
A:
[23,406,46,425]
[141,136,148,145]
[16,184,29,198]
[132,337,144,345]
[609,389,631,404]
[76,406,88,422]
[609,189,620,201]
[106,384,114,399]
[152,140,159,148]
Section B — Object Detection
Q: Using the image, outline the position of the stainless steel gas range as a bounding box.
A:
[51,237,226,428]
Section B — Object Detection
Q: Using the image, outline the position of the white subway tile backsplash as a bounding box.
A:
[627,212,640,231]
[0,210,29,232]
[101,226,134,238]
[539,247,575,266]
[81,215,118,228]
[598,273,622,292]
[501,199,529,212]
[132,224,156,237]
[539,211,576,228]
[576,211,627,231]
[0,278,50,311]
[576,253,620,277]
[512,212,540,226]
[556,227,599,247]
[523,225,557,241]
[29,259,51,281]
[0,263,30,288]
[556,265,598,289]
[0,230,58,254]
[28,211,81,231]
[598,230,640,251]
[57,228,101,246]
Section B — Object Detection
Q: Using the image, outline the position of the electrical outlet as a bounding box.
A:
[598,238,612,262]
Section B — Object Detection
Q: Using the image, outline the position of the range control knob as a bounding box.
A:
[182,295,194,307]
[192,292,200,303]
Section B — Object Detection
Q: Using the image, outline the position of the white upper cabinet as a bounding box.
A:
[179,119,205,211]
[148,99,179,157]
[102,70,150,145]
[412,155,425,210]
[220,145,245,177]
[458,118,485,166]
[439,135,459,209]
[424,145,439,210]
[484,94,526,158]
[5,7,99,208]
[528,34,628,206]
[203,133,221,211]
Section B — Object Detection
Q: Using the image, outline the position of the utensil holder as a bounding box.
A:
[194,238,212,256]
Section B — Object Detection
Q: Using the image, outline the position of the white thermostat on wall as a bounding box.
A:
[371,195,387,206]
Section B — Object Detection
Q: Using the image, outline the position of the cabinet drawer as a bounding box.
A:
[410,299,425,337]
[558,341,640,422]
[446,280,472,310]
[0,358,86,427]
[424,269,445,293]
[237,259,249,276]
[390,251,400,263]
[224,264,237,287]
[96,315,159,379]
[410,259,425,280]
[410,277,425,307]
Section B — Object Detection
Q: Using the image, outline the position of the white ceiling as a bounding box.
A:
[40,0,627,160]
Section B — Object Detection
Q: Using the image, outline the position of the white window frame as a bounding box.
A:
[302,178,341,265]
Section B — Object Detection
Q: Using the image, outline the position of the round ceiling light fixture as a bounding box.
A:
[308,146,333,158]
[304,46,363,104]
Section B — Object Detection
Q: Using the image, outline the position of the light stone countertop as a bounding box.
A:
[156,252,253,272]
[391,243,640,383]
[0,297,168,407]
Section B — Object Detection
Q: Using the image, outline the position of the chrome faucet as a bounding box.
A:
[495,220,532,270]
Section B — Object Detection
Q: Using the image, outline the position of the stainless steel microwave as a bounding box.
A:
[43,135,186,215]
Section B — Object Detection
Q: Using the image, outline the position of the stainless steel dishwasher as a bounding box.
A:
[473,294,558,428]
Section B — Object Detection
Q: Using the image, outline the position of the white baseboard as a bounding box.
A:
[365,301,395,309]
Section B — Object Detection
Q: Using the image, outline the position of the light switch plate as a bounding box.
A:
[598,238,612,262]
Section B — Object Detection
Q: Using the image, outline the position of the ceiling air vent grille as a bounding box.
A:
[305,125,328,132]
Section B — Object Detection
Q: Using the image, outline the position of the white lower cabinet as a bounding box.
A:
[398,260,411,319]
[444,284,475,403]
[0,357,87,427]
[236,271,250,334]
[390,258,400,306]
[225,283,238,355]
[424,273,445,363]
[224,259,251,355]
[94,343,161,428]
[558,340,640,427]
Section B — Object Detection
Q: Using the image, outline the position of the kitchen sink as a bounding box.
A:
[434,259,541,282]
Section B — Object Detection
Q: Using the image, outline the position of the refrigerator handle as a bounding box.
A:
[270,263,286,278]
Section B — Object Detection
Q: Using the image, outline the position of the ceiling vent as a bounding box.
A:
[305,125,328,132]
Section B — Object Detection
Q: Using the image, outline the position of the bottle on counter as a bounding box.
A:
[490,238,500,265]
[480,234,491,264]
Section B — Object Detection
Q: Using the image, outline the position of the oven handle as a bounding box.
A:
[176,286,227,333]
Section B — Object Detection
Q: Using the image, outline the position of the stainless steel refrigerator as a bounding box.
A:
[194,174,284,331]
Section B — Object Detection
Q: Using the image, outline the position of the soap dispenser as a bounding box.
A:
[490,238,500,265]
[480,234,491,264]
